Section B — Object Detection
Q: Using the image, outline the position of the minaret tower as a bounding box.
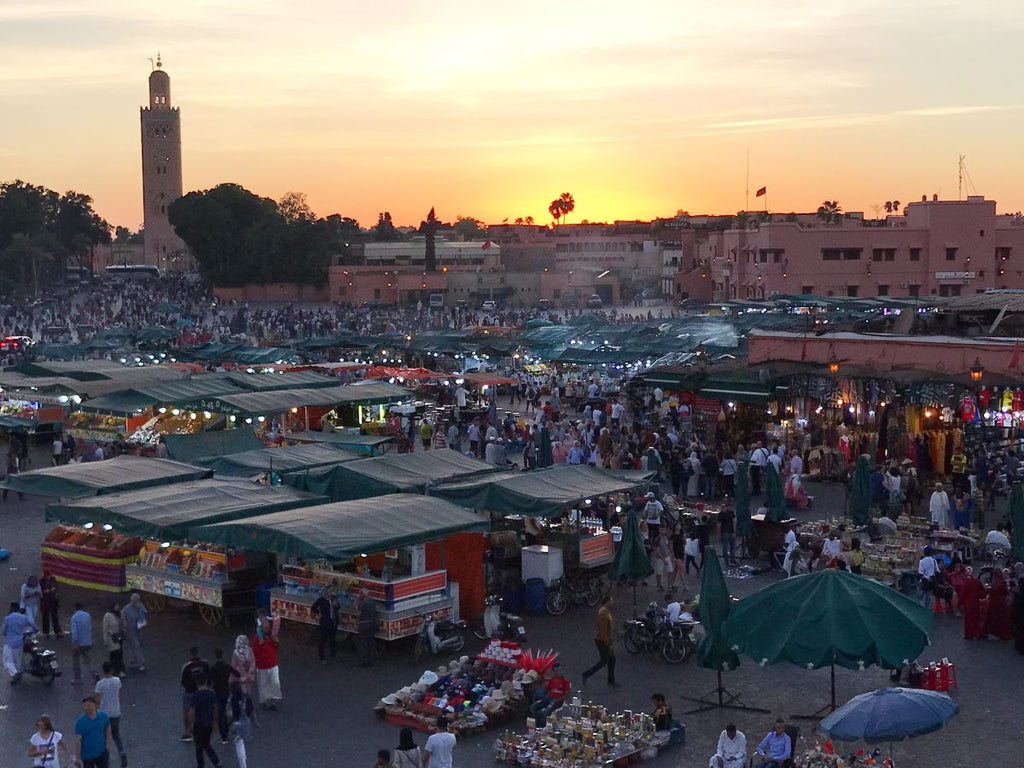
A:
[140,54,186,268]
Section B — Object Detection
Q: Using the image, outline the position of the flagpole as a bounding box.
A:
[745,149,750,212]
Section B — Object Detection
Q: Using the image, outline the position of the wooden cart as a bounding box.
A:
[745,514,798,559]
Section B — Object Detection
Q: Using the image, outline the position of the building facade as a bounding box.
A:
[674,196,1024,302]
[140,55,188,270]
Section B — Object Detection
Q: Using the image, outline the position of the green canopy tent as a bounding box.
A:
[608,510,653,613]
[193,443,361,478]
[1010,481,1024,563]
[45,479,325,541]
[162,429,264,462]
[850,454,873,526]
[721,569,934,714]
[0,456,212,499]
[764,462,786,523]
[286,450,500,502]
[735,461,753,540]
[432,464,655,518]
[281,431,394,456]
[189,494,488,562]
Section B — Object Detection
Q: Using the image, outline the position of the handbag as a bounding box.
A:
[111,631,125,644]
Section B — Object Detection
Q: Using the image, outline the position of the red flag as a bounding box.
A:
[482,239,491,250]
[1009,342,1020,370]
[755,186,767,197]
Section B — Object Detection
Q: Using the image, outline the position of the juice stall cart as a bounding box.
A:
[189,494,489,641]
[43,479,325,625]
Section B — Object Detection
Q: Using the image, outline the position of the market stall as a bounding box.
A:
[0,456,212,498]
[377,643,555,737]
[285,450,502,502]
[162,428,264,462]
[43,479,325,624]
[280,429,395,456]
[41,525,143,592]
[190,494,489,639]
[495,699,681,766]
[0,391,65,435]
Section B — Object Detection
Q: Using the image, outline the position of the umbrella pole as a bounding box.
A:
[679,669,769,715]
[831,661,836,711]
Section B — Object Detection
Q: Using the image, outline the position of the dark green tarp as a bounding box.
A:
[286,450,499,501]
[163,429,264,462]
[0,456,211,498]
[80,377,244,415]
[194,443,359,477]
[609,510,653,582]
[696,548,740,671]
[190,494,488,561]
[764,462,786,523]
[175,382,408,416]
[225,371,340,391]
[432,464,655,517]
[45,479,325,541]
[283,431,394,455]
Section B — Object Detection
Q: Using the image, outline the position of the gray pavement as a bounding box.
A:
[0,462,1019,767]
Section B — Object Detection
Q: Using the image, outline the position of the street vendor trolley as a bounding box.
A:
[746,514,798,559]
[127,543,272,627]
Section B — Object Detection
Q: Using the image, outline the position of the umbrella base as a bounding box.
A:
[679,672,769,715]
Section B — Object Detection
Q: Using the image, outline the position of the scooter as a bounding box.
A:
[16,631,61,684]
[473,595,528,643]
[545,569,610,615]
[413,617,466,662]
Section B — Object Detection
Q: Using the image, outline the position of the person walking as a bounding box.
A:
[229,635,255,696]
[227,681,254,768]
[391,727,421,768]
[188,674,222,768]
[310,586,340,665]
[423,715,457,768]
[70,603,94,684]
[74,696,112,768]
[118,593,146,674]
[95,662,128,767]
[252,617,282,710]
[581,595,617,687]
[209,649,233,745]
[3,449,25,501]
[101,602,124,677]
[28,714,72,768]
[4,601,36,683]
[21,574,43,631]
[357,593,377,668]
[180,647,211,742]
[39,572,63,639]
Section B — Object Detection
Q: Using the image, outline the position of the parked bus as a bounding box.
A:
[104,264,161,281]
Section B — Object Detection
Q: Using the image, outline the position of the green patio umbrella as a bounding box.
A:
[735,461,753,539]
[722,569,934,711]
[537,425,553,468]
[609,510,653,612]
[850,454,872,526]
[1010,481,1024,562]
[764,462,786,523]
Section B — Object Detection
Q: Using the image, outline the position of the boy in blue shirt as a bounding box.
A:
[75,695,112,768]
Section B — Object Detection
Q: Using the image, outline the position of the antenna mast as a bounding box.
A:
[958,154,965,200]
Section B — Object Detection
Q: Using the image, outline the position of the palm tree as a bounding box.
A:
[558,192,575,224]
[549,199,561,225]
[817,200,843,225]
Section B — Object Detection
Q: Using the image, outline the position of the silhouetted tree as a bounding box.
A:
[420,207,440,272]
[373,211,401,242]
[816,200,843,225]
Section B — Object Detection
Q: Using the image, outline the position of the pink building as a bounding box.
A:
[675,196,1024,302]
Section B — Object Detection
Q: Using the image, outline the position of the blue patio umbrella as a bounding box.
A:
[820,686,958,744]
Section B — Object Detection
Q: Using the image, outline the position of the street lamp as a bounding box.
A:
[969,358,983,383]
[828,356,840,375]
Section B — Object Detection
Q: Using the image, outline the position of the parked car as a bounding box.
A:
[586,294,604,308]
[482,300,498,311]
[536,298,552,311]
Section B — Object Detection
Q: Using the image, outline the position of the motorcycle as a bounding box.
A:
[17,631,61,684]
[545,570,610,615]
[622,602,698,664]
[473,595,528,644]
[414,617,466,662]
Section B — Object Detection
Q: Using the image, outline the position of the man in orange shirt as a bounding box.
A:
[581,596,618,687]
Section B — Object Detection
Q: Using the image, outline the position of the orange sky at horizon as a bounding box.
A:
[2,1,1022,230]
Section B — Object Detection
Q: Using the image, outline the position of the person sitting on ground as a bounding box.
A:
[754,718,792,768]
[650,692,673,731]
[530,662,571,726]
[987,523,1012,551]
[709,722,747,768]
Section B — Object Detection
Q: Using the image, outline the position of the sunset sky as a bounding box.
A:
[2,1,1021,230]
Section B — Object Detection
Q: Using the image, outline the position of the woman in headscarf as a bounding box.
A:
[120,592,148,673]
[231,633,256,695]
[392,727,422,768]
[686,451,701,498]
[784,473,812,510]
[983,567,1014,640]
[961,566,984,639]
